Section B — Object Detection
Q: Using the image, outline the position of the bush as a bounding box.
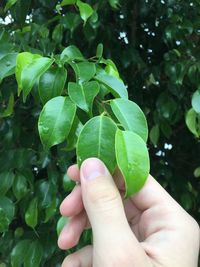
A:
[0,0,199,266]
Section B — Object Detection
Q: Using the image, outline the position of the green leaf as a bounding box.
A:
[105,59,120,78]
[0,93,14,118]
[52,24,63,43]
[39,66,67,104]
[77,115,117,173]
[25,197,38,228]
[77,0,94,24]
[192,89,200,114]
[108,0,120,9]
[66,115,83,151]
[0,208,10,232]
[156,93,177,120]
[24,241,43,267]
[72,62,96,83]
[150,124,160,146]
[38,96,76,150]
[10,241,27,266]
[165,63,185,85]
[44,197,57,223]
[61,13,82,33]
[11,240,31,267]
[61,0,76,6]
[12,173,28,201]
[16,52,54,101]
[4,0,18,12]
[57,216,69,236]
[37,181,55,209]
[185,108,200,138]
[0,196,15,221]
[61,45,84,62]
[63,174,76,191]
[0,171,14,196]
[110,98,148,141]
[68,81,99,113]
[95,73,128,99]
[22,57,54,101]
[194,167,200,178]
[115,130,150,198]
[0,53,17,82]
[16,52,40,95]
[96,43,103,58]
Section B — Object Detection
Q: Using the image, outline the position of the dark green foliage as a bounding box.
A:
[0,0,200,265]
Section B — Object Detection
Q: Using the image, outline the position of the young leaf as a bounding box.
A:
[39,66,67,104]
[25,197,38,228]
[77,115,117,173]
[110,98,148,141]
[95,73,128,99]
[0,53,17,82]
[12,173,28,201]
[60,45,84,62]
[24,241,43,267]
[115,130,150,198]
[16,52,40,95]
[21,57,54,101]
[96,43,103,58]
[192,89,200,114]
[38,96,76,150]
[76,0,94,24]
[16,52,54,101]
[11,240,31,267]
[68,81,99,113]
[0,171,14,196]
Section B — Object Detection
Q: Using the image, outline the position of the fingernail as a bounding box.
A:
[81,158,106,180]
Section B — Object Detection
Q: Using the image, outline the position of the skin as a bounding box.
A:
[58,158,200,267]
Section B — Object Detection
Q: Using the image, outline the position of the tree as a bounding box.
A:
[0,0,200,265]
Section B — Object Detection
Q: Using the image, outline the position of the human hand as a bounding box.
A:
[58,158,200,267]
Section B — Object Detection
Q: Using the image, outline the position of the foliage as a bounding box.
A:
[0,0,200,266]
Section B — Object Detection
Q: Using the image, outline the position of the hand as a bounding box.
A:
[58,158,200,267]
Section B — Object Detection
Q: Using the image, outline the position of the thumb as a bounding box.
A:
[80,158,133,246]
